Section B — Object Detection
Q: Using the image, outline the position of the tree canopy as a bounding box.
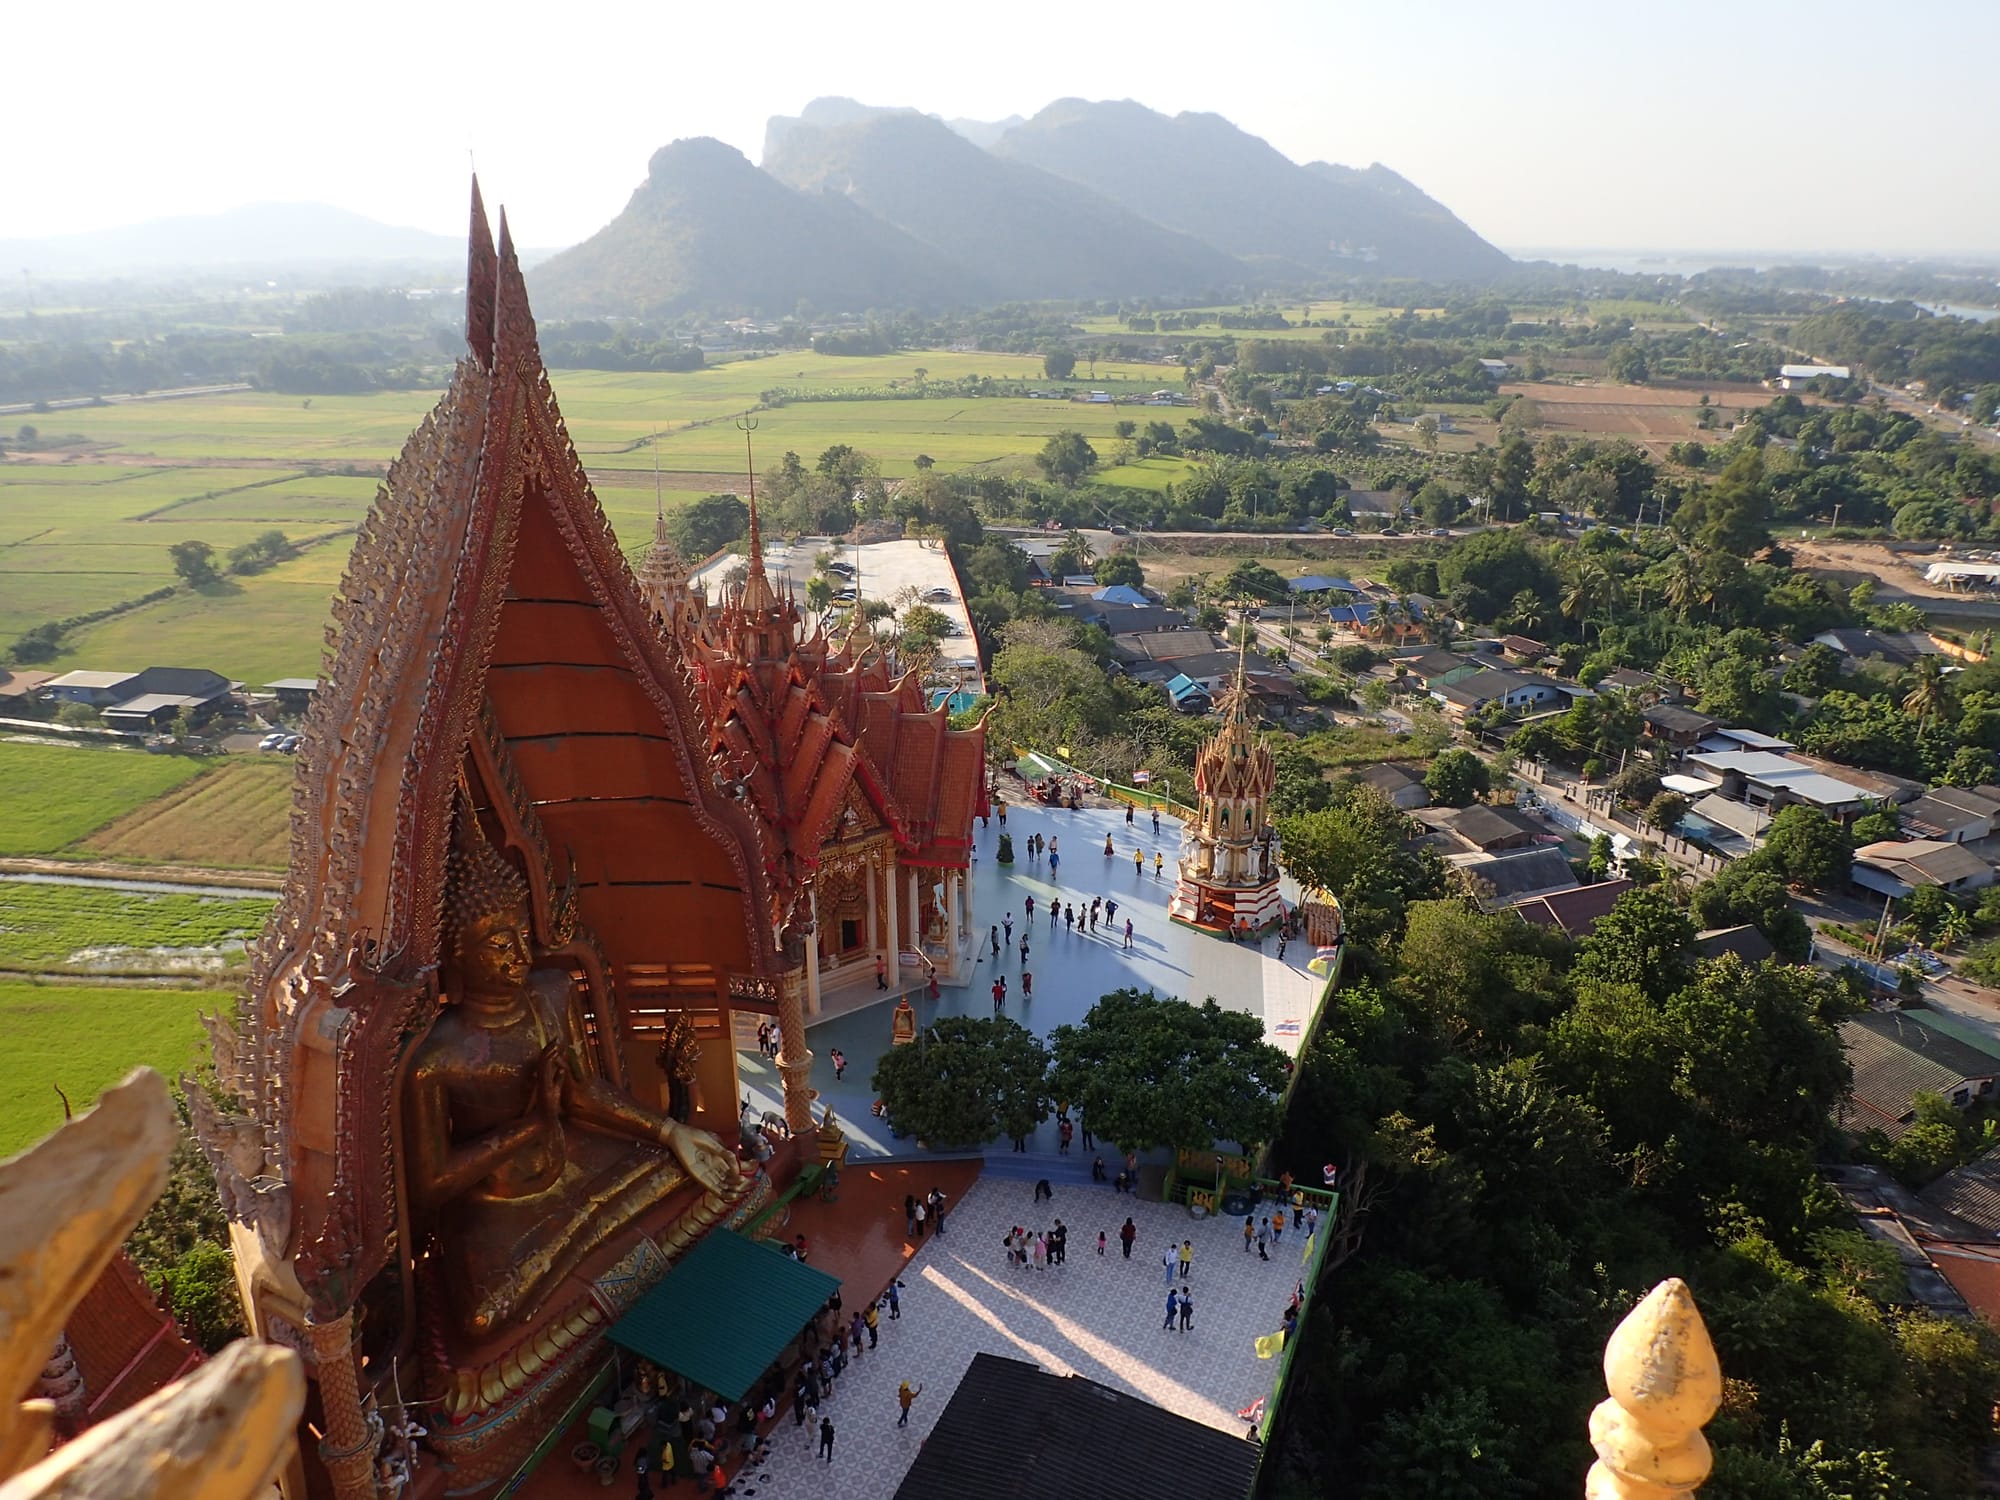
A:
[868,1015,1050,1149]
[1048,987,1290,1153]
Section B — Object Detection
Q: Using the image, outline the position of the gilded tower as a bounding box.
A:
[1169,645,1284,933]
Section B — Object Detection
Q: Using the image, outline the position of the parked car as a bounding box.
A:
[833,588,859,603]
[920,586,955,602]
[1331,526,1354,537]
[258,732,286,751]
[279,735,302,753]
[1109,524,1130,535]
[1429,527,1451,537]
[825,561,856,577]
[1379,528,1401,538]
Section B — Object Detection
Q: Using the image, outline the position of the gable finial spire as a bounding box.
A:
[738,415,768,588]
[465,176,497,370]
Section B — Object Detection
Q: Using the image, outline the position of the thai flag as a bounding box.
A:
[1132,769,1152,784]
[1274,1019,1302,1037]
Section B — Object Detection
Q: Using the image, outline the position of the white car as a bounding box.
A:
[258,732,287,751]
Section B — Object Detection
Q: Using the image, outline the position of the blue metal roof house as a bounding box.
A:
[1165,674,1212,713]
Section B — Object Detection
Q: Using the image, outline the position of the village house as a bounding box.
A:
[1839,1012,2000,1139]
[1852,839,1996,898]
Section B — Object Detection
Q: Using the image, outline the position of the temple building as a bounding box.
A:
[178,185,980,1500]
[635,505,987,1013]
[1170,654,1284,934]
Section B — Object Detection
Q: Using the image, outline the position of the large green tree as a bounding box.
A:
[1036,430,1098,487]
[671,493,749,559]
[1048,987,1290,1153]
[869,1015,1050,1149]
[1277,785,1447,952]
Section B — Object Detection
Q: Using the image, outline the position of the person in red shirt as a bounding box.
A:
[991,976,1006,1010]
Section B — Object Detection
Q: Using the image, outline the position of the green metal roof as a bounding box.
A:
[606,1230,841,1401]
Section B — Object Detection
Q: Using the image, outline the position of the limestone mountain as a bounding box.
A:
[992,98,1509,281]
[762,109,1242,301]
[531,138,966,317]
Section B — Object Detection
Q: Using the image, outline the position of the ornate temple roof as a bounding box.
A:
[1194,650,1275,804]
[60,1252,203,1428]
[645,496,987,874]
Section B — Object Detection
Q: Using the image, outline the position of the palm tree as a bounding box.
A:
[1662,550,1701,621]
[1560,559,1609,643]
[1938,907,1971,951]
[1902,655,1953,732]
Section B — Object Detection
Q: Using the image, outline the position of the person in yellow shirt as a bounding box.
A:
[1154,852,1164,877]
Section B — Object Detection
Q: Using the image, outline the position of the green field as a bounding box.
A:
[2,349,1192,681]
[0,881,274,977]
[0,978,211,1157]
[0,741,211,855]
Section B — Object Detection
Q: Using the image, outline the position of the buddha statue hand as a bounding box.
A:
[659,1119,743,1196]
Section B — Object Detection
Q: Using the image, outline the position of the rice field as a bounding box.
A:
[0,880,274,977]
[0,978,213,1157]
[0,741,211,856]
[82,759,294,869]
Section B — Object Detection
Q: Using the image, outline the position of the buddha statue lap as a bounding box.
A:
[404,804,744,1346]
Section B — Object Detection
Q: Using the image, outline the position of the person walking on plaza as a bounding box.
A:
[1154,851,1164,877]
[1162,1246,1176,1286]
[1134,847,1144,876]
[1021,968,1033,999]
[1034,1177,1054,1203]
[1003,913,1013,946]
[1277,934,1288,961]
[1059,1117,1073,1155]
[897,1381,921,1428]
[1105,898,1118,927]
[874,954,887,990]
[1152,807,1160,835]
[1098,1229,1107,1256]
[1050,898,1060,928]
[1050,849,1060,879]
[1272,1207,1285,1245]
[1178,1239,1193,1280]
[1126,803,1135,826]
[1024,894,1035,920]
[1244,1215,1255,1253]
[990,925,1001,959]
[1052,1220,1067,1265]
[1092,1154,1106,1182]
[850,1312,866,1358]
[1124,917,1134,951]
[1031,1232,1046,1271]
[929,1187,948,1235]
[818,1416,835,1463]
[887,1280,901,1320]
[792,1378,809,1428]
[992,975,1006,1011]
[1162,1288,1179,1331]
[904,1194,918,1237]
[1104,834,1114,858]
[830,1048,846,1081]
[1179,1287,1194,1333]
[913,1198,927,1239]
[864,1301,879,1348]
[1064,904,1075,931]
[1019,934,1029,965]
[1257,1218,1271,1260]
[1120,1218,1136,1259]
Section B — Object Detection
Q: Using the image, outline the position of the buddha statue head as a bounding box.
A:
[444,797,534,1001]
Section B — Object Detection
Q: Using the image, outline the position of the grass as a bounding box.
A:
[0,978,212,1157]
[0,742,210,856]
[0,880,274,977]
[83,759,294,868]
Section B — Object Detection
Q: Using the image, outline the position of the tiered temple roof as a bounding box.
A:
[1193,656,1276,806]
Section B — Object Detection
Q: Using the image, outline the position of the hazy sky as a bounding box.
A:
[9,0,1998,256]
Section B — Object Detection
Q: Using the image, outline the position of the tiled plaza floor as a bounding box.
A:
[739,799,1325,1163]
[702,1174,1294,1499]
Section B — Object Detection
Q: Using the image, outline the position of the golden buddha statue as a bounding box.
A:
[404,802,743,1345]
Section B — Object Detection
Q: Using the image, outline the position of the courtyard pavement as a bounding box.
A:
[738,799,1325,1161]
[707,1173,1296,1499]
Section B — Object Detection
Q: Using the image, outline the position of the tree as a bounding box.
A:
[160,1242,246,1352]
[168,539,219,587]
[1647,791,1690,832]
[1763,804,1853,891]
[1042,347,1077,381]
[1573,887,1696,999]
[671,493,749,558]
[1413,414,1440,451]
[869,1016,1050,1149]
[1113,419,1137,440]
[1424,749,1489,808]
[1902,655,1954,733]
[1278,785,1447,953]
[1047,987,1291,1153]
[1036,430,1098,487]
[1222,559,1289,604]
[1093,554,1144,589]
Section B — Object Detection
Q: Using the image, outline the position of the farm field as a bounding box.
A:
[0,741,211,856]
[83,759,294,869]
[0,978,211,1157]
[2,352,1187,679]
[0,880,273,977]
[1498,381,1777,454]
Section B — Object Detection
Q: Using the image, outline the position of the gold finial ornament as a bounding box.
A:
[1586,1278,1722,1500]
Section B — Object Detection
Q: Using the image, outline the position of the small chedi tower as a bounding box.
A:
[1170,648,1283,934]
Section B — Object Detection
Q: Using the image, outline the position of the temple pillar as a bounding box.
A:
[882,859,900,975]
[865,860,879,955]
[908,869,920,956]
[775,970,814,1135]
[804,886,823,1018]
[944,873,962,980]
[305,1311,380,1500]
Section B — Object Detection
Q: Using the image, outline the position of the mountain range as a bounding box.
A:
[533,97,1509,316]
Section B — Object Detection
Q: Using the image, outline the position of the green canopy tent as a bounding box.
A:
[606,1230,841,1402]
